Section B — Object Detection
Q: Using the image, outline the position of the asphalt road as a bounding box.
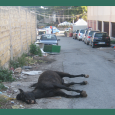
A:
[12,33,115,109]
[45,33,115,109]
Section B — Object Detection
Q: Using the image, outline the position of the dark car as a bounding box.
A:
[39,34,60,45]
[84,30,100,45]
[73,30,79,39]
[90,32,110,48]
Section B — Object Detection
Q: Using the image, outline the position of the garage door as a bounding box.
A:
[104,22,109,35]
[112,22,115,37]
[94,20,96,30]
[98,21,102,31]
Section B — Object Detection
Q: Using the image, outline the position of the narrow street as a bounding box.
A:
[7,33,115,109]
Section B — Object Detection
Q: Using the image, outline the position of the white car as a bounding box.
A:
[77,29,85,41]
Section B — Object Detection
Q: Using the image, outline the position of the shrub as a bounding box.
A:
[0,68,15,82]
[30,43,42,57]
[9,53,28,69]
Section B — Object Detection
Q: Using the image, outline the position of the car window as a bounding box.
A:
[95,33,109,37]
[80,30,85,33]
[76,30,79,33]
[89,31,99,36]
[41,35,57,40]
[38,32,44,35]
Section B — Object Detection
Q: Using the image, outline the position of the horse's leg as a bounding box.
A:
[54,71,89,78]
[53,84,87,97]
[54,90,87,98]
[63,81,88,87]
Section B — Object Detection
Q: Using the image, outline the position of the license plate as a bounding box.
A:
[98,42,105,44]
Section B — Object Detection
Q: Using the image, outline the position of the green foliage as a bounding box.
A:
[0,95,7,108]
[0,82,7,91]
[9,54,28,69]
[111,40,115,44]
[30,43,42,57]
[9,60,19,69]
[0,68,15,82]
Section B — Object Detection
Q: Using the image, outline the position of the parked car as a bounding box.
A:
[77,29,85,41]
[65,28,71,32]
[90,32,110,48]
[82,29,88,42]
[84,30,100,45]
[73,30,79,39]
[39,34,60,45]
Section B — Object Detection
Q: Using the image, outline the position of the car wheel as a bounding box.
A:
[92,42,95,48]
[87,42,89,45]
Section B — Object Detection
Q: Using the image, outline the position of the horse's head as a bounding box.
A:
[16,89,36,104]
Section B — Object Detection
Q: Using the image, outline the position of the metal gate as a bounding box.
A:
[98,21,102,31]
[104,22,109,35]
[112,22,115,37]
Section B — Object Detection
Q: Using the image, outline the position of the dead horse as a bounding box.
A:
[16,70,89,104]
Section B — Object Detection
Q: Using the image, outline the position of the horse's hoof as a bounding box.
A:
[85,75,89,78]
[83,81,88,85]
[81,91,87,97]
[31,100,35,104]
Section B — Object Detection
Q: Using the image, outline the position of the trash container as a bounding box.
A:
[44,45,61,53]
[69,33,73,37]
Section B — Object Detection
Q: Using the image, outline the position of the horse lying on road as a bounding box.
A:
[16,70,89,104]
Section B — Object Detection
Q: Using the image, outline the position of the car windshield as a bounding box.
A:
[80,30,85,33]
[95,33,109,37]
[38,32,45,35]
[41,35,57,40]
[89,31,99,36]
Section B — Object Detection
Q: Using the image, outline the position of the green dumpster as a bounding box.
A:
[44,45,61,53]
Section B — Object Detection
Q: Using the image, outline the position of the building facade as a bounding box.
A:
[87,6,115,38]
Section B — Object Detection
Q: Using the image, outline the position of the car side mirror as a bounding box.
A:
[57,39,60,41]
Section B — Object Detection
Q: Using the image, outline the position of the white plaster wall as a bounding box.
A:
[87,6,115,22]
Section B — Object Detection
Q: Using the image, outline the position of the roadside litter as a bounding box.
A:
[22,66,32,69]
[12,105,25,109]
[22,70,43,75]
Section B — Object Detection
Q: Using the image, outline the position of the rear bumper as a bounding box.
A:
[93,42,110,46]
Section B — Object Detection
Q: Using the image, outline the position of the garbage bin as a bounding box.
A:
[69,33,73,37]
[44,45,61,53]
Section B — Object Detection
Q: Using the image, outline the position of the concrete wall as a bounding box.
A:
[0,6,37,68]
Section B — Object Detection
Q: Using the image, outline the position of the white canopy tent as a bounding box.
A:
[73,19,87,31]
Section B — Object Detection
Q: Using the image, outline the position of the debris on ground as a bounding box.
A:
[22,71,43,75]
[0,54,56,109]
[14,67,22,74]
[12,105,25,109]
[26,57,37,65]
[22,66,32,69]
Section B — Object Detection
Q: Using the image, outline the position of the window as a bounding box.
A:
[89,31,99,36]
[80,30,85,33]
[41,35,57,40]
[95,33,109,37]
